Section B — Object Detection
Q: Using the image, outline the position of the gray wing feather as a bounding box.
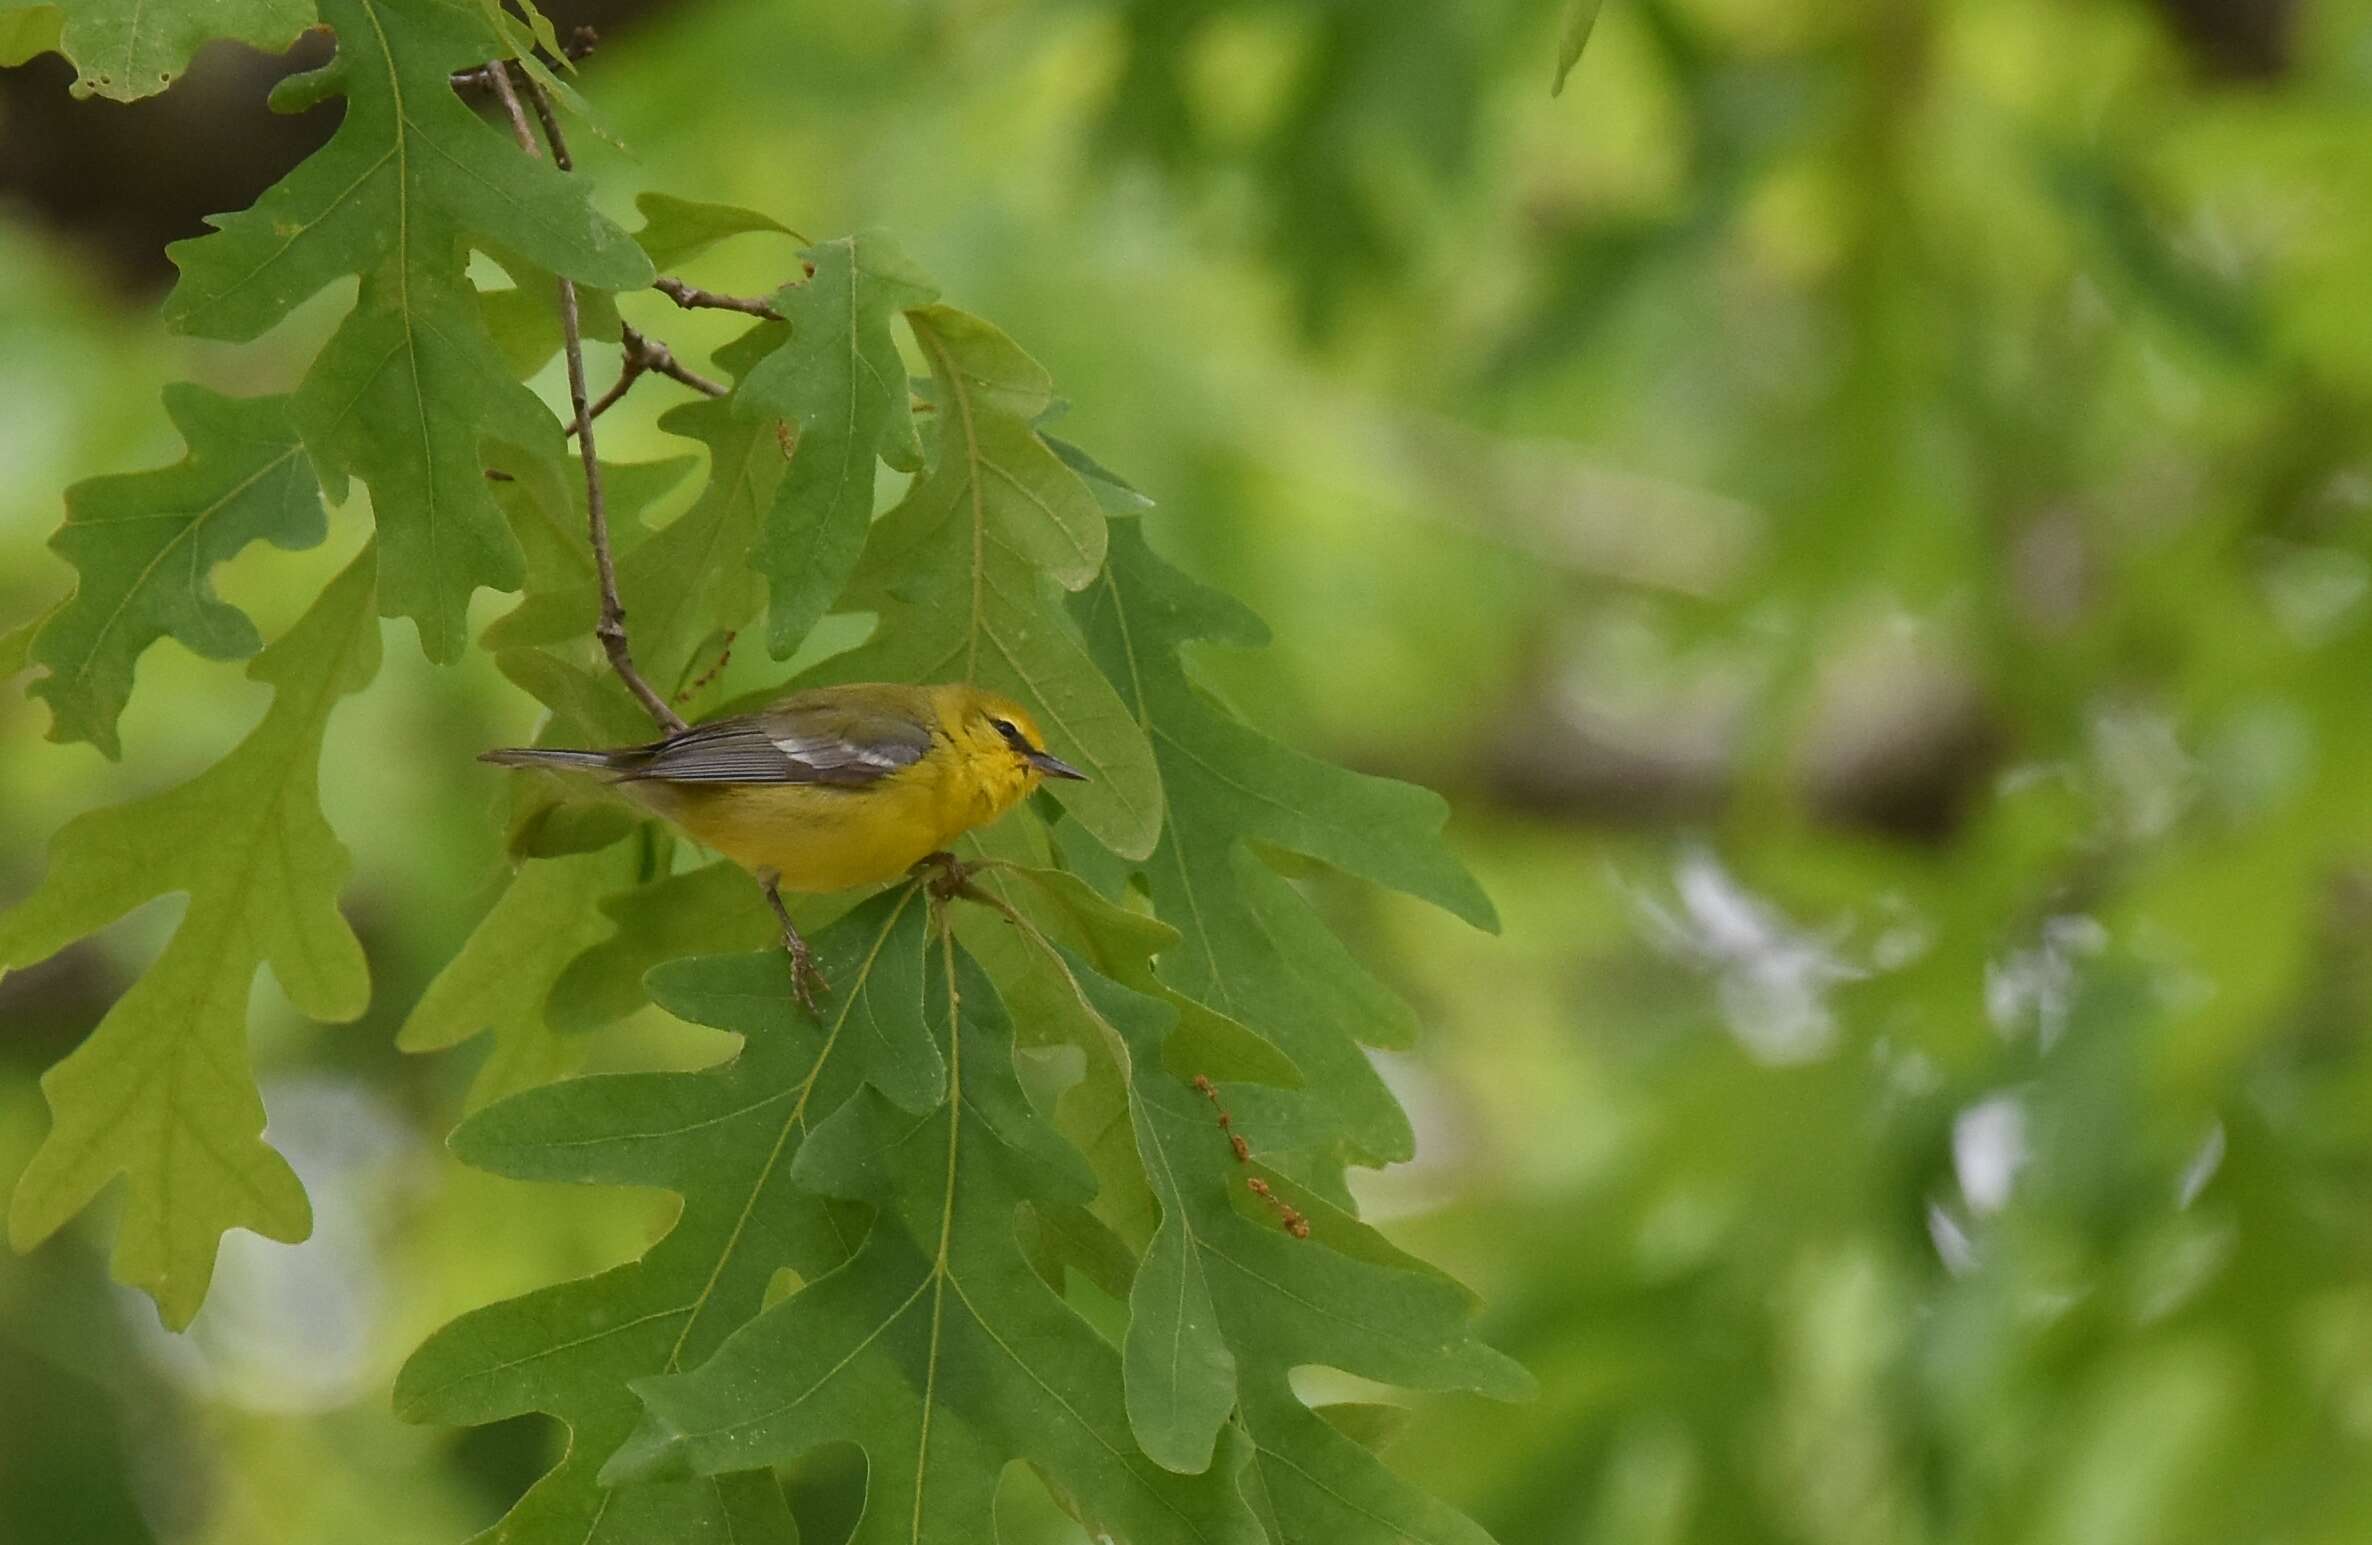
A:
[619,710,931,787]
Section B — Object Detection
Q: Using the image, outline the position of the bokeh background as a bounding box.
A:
[7,0,2372,1540]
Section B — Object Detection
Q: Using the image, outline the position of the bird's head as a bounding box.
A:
[940,686,1087,800]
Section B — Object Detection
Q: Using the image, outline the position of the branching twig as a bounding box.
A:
[514,69,688,736]
[569,323,727,439]
[655,275,783,320]
[451,24,596,90]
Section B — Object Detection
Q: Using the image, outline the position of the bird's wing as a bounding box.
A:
[620,699,935,787]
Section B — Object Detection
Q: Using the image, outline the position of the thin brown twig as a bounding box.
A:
[483,54,539,155]
[567,323,727,440]
[515,69,687,736]
[640,335,730,398]
[654,275,783,320]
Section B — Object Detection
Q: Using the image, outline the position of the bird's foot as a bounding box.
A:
[785,928,829,1014]
[759,872,830,1014]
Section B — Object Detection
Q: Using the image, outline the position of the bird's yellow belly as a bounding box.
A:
[636,772,978,893]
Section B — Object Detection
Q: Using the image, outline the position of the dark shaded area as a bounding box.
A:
[0,0,667,293]
[0,36,342,294]
[2153,0,2297,80]
[0,940,123,1067]
[0,1252,185,1545]
[0,0,2293,299]
[446,1412,566,1527]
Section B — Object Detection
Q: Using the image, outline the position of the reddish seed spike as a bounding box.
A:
[1284,1214,1311,1240]
[677,630,737,702]
[1229,1134,1249,1162]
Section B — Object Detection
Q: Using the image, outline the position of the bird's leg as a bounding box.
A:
[758,872,828,1013]
[911,849,975,901]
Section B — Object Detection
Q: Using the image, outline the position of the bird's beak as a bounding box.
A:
[1027,749,1089,781]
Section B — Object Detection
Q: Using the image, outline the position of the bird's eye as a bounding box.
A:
[989,718,1021,743]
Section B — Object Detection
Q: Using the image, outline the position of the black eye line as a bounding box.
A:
[989,717,1023,745]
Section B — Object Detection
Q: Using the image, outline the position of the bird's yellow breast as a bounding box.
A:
[631,738,1031,893]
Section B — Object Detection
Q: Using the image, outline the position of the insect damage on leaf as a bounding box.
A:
[41,0,312,101]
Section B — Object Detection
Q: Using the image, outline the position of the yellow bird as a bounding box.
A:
[482,681,1085,1005]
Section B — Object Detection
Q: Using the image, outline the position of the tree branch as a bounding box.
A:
[654,275,783,320]
[515,68,688,736]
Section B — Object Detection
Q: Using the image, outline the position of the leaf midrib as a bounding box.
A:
[661,885,923,1372]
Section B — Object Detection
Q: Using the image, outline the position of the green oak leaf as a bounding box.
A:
[2,549,380,1328]
[396,891,937,1545]
[605,927,1267,1545]
[810,304,1161,860]
[28,387,324,758]
[395,844,642,1111]
[162,0,653,662]
[632,192,795,271]
[41,0,311,99]
[1046,431,1156,514]
[1070,521,1496,1193]
[1074,959,1528,1513]
[945,857,1517,1510]
[951,852,1300,1271]
[738,232,937,657]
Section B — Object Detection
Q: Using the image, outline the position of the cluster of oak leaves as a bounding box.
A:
[2,2,1534,1541]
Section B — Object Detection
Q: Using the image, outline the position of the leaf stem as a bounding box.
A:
[515,69,688,736]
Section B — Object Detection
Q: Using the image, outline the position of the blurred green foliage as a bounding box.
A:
[5,0,2372,1541]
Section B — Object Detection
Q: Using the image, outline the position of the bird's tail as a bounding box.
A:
[479,746,625,773]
